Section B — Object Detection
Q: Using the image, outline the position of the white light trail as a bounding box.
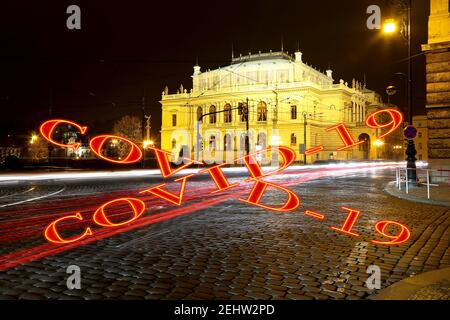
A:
[0,161,411,184]
[0,186,66,208]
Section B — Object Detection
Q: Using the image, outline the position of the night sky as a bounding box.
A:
[0,0,429,143]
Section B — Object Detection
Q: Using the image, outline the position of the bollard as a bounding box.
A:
[406,170,409,194]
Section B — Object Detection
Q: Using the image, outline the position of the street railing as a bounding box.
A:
[395,167,450,199]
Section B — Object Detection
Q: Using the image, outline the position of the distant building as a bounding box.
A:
[413,115,429,161]
[0,134,22,164]
[160,50,391,164]
[422,0,450,169]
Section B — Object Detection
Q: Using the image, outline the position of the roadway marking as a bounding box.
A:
[0,186,66,208]
[0,187,35,200]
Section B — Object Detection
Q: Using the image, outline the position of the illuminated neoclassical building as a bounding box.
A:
[160,50,389,164]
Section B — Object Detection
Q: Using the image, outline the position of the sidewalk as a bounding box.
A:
[371,267,450,300]
[385,181,450,207]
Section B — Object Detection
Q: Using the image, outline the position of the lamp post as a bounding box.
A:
[374,139,384,159]
[383,0,416,184]
[302,112,312,165]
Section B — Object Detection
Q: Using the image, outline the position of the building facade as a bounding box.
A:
[422,0,450,169]
[161,50,389,164]
[413,115,429,161]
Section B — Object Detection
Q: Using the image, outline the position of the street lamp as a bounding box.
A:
[383,19,397,34]
[302,112,312,165]
[30,134,38,145]
[382,0,416,184]
[374,139,384,147]
[374,139,384,159]
[143,140,154,148]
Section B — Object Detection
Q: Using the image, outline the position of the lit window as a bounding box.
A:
[290,133,297,146]
[209,105,216,124]
[291,105,297,120]
[257,101,267,122]
[224,104,232,123]
[239,102,247,122]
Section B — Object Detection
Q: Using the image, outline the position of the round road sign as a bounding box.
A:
[403,125,418,140]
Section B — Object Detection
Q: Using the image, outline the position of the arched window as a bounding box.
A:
[239,102,247,122]
[209,135,216,150]
[209,105,216,124]
[257,132,266,148]
[290,133,297,146]
[358,133,370,152]
[240,133,246,151]
[358,133,370,160]
[171,138,176,149]
[197,106,203,122]
[257,101,267,122]
[224,104,232,123]
[224,134,231,151]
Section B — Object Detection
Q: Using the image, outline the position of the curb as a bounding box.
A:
[384,181,450,207]
[370,267,450,300]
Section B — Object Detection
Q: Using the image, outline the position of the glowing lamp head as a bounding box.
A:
[374,139,384,147]
[143,140,154,148]
[30,134,38,144]
[383,19,397,34]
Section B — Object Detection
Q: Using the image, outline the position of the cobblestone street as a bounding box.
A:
[0,166,448,300]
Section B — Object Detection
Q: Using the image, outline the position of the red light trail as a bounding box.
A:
[0,163,407,271]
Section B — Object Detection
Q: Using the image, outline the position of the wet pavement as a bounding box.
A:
[0,165,448,300]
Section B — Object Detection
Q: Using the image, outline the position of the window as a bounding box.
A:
[171,138,176,149]
[290,105,297,120]
[257,133,266,148]
[290,133,297,146]
[209,105,216,124]
[224,134,231,151]
[257,101,267,122]
[209,135,216,150]
[240,133,246,151]
[418,132,422,138]
[197,107,203,122]
[239,102,247,122]
[224,104,232,123]
[418,154,422,160]
[172,114,177,126]
[358,134,370,152]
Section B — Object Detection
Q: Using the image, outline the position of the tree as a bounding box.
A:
[112,115,142,158]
